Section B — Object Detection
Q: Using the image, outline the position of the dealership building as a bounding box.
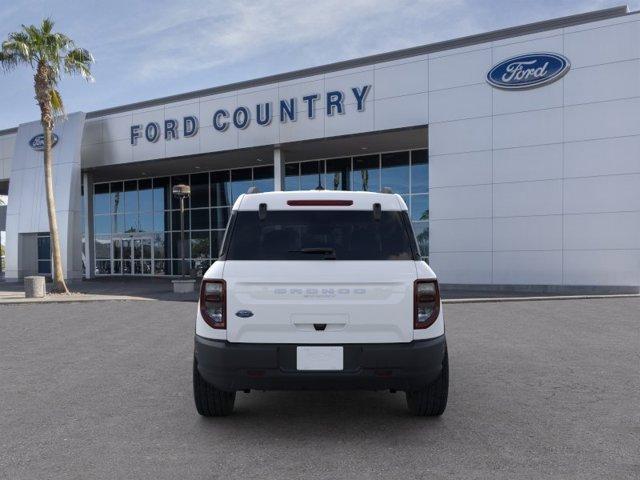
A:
[0,5,639,291]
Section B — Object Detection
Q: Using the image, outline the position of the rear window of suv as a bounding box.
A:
[224,210,419,260]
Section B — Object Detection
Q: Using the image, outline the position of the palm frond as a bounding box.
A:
[64,47,94,81]
[50,88,64,116]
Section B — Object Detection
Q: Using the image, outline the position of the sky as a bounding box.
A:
[0,0,638,130]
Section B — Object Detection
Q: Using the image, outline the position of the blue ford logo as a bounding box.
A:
[235,310,254,318]
[29,133,59,151]
[487,53,570,90]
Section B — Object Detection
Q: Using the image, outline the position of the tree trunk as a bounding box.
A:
[36,65,68,294]
[43,124,68,293]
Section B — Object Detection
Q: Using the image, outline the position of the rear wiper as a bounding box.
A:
[288,247,337,259]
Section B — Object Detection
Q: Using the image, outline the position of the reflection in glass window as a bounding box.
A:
[300,161,323,190]
[139,212,153,232]
[190,173,209,208]
[211,230,226,258]
[411,149,428,193]
[284,163,299,191]
[326,158,350,191]
[111,182,123,214]
[381,151,410,194]
[191,208,209,230]
[94,183,110,214]
[153,177,170,211]
[231,168,252,202]
[353,155,379,192]
[210,171,230,207]
[190,231,210,258]
[253,165,274,193]
[138,179,153,212]
[95,236,111,259]
[124,180,138,212]
[153,233,167,259]
[112,214,124,234]
[211,207,230,230]
[94,215,110,235]
[172,210,190,231]
[412,222,429,258]
[153,212,167,232]
[124,213,138,233]
[411,194,429,221]
[96,260,111,275]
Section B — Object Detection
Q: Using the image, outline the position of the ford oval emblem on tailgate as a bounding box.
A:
[236,310,254,318]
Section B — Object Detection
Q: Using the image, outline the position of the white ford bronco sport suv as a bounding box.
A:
[193,190,448,416]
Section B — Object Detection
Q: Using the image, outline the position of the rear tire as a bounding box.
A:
[405,349,449,416]
[193,359,236,417]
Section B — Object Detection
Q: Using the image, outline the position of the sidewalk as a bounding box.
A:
[0,277,198,304]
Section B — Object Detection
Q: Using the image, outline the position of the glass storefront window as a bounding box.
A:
[138,179,153,212]
[412,222,429,259]
[153,177,170,211]
[190,231,210,258]
[353,155,380,192]
[411,149,428,193]
[190,173,209,208]
[94,215,110,235]
[91,150,427,276]
[191,209,209,230]
[124,180,138,212]
[124,213,138,233]
[210,171,230,207]
[300,160,324,190]
[211,207,230,230]
[231,168,252,202]
[411,194,429,221]
[211,230,226,259]
[94,183,110,214]
[381,151,410,194]
[95,236,110,259]
[171,210,190,231]
[284,163,299,190]
[326,158,350,191]
[139,213,153,232]
[111,182,123,215]
[253,165,274,193]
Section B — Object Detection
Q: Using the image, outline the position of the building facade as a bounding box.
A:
[0,6,639,291]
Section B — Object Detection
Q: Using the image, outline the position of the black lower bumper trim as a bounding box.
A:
[194,335,446,392]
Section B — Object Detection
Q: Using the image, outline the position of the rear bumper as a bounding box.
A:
[194,335,447,392]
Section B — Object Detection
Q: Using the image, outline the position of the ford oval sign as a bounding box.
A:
[29,133,59,151]
[487,53,570,90]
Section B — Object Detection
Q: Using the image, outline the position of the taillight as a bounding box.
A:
[200,279,226,329]
[414,279,440,329]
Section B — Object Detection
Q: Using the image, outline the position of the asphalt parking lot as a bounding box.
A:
[1,298,638,479]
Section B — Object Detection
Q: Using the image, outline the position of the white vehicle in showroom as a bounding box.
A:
[193,189,448,416]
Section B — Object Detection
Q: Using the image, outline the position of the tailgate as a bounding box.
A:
[223,261,417,344]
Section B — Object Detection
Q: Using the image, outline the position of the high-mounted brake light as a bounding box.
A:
[287,200,353,206]
[414,279,440,329]
[200,279,226,329]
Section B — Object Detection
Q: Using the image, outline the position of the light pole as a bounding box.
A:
[172,184,191,278]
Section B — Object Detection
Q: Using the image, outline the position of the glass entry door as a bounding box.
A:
[112,236,153,275]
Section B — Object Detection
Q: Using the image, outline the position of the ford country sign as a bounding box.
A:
[487,53,570,90]
[29,133,59,151]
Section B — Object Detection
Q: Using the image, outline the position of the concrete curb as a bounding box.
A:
[0,295,153,305]
[443,294,640,304]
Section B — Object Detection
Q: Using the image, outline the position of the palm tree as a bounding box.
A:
[0,18,93,293]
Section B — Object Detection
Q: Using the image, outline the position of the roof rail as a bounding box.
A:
[246,186,260,194]
[381,187,394,194]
